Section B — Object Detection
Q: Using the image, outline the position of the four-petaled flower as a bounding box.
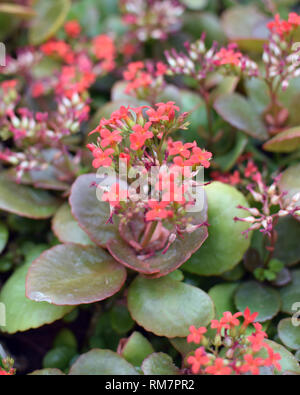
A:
[146,201,173,222]
[190,147,212,168]
[88,146,114,168]
[187,347,210,374]
[100,129,123,148]
[187,326,207,344]
[169,141,196,158]
[240,354,265,376]
[242,307,259,329]
[205,358,232,376]
[220,312,242,329]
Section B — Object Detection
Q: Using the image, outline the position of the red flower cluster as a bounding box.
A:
[87,102,212,249]
[92,35,116,72]
[0,368,14,376]
[187,308,282,375]
[41,40,74,63]
[165,35,259,83]
[39,26,117,98]
[64,20,81,38]
[214,44,243,67]
[123,61,167,100]
[268,13,300,37]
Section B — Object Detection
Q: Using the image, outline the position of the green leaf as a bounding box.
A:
[180,0,207,10]
[69,349,139,375]
[278,318,300,350]
[221,5,268,52]
[235,281,281,323]
[279,164,300,215]
[214,132,248,172]
[69,174,119,247]
[26,244,127,306]
[183,182,252,276]
[29,369,65,375]
[109,304,135,335]
[121,332,154,367]
[269,259,284,273]
[257,340,300,375]
[214,93,269,140]
[169,338,199,357]
[142,353,180,375]
[0,13,19,41]
[208,283,239,319]
[280,269,300,315]
[0,175,60,219]
[52,203,94,246]
[29,0,71,45]
[0,222,8,254]
[263,127,300,152]
[274,217,300,267]
[183,12,227,46]
[107,203,208,277]
[0,247,73,334]
[128,275,214,338]
[43,346,77,370]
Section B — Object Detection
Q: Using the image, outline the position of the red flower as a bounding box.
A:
[229,171,241,186]
[102,183,128,207]
[244,160,258,178]
[130,122,153,150]
[146,201,173,221]
[187,326,207,344]
[240,354,265,376]
[215,47,243,67]
[100,129,123,148]
[88,147,114,168]
[123,61,145,81]
[220,311,242,329]
[288,12,300,26]
[0,369,12,376]
[190,147,212,168]
[267,14,293,36]
[64,20,81,38]
[264,345,282,371]
[125,72,152,94]
[147,102,179,123]
[242,307,259,329]
[156,62,168,76]
[247,332,267,353]
[172,156,193,169]
[31,82,45,98]
[169,141,195,159]
[187,347,210,374]
[210,319,229,334]
[119,153,131,165]
[92,35,116,71]
[205,358,232,376]
[1,80,17,92]
[41,40,73,62]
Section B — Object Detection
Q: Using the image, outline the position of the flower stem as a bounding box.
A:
[141,221,158,249]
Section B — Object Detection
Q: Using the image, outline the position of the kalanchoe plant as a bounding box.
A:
[0,80,88,188]
[84,102,212,276]
[1,0,300,377]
